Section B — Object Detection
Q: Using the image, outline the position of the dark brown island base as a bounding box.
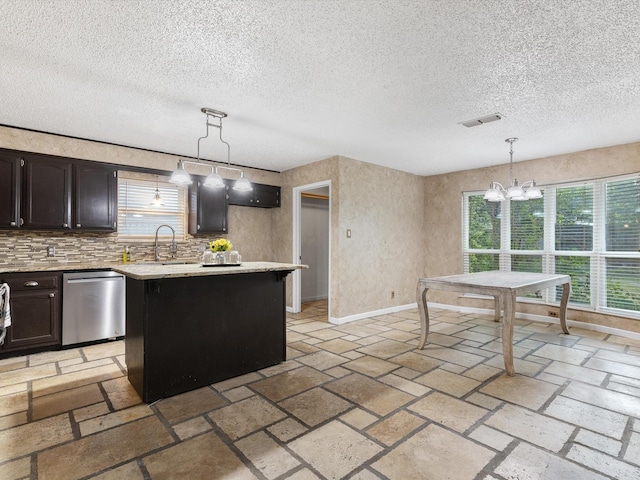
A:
[113,262,304,403]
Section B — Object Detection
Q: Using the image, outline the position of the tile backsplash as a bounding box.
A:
[0,230,209,268]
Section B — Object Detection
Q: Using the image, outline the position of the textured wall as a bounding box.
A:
[0,126,280,267]
[423,141,640,333]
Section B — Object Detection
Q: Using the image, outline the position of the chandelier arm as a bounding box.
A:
[196,115,213,161]
[218,119,231,166]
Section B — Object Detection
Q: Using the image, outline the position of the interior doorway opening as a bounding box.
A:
[292,181,331,315]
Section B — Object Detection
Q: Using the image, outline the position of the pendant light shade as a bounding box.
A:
[203,166,225,188]
[149,176,165,206]
[169,160,192,185]
[233,171,253,192]
[483,138,542,202]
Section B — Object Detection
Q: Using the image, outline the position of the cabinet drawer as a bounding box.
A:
[1,272,60,291]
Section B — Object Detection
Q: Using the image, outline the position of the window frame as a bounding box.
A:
[463,173,640,319]
[117,171,188,242]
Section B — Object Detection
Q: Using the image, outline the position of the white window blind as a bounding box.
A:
[463,173,640,318]
[118,176,186,239]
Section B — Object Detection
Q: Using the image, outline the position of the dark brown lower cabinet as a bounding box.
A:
[0,272,61,356]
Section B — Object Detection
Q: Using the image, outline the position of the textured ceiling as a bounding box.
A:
[1,0,639,176]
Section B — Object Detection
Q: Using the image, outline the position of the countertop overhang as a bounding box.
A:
[111,261,306,280]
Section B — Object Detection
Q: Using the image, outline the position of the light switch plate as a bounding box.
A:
[47,245,55,257]
[347,229,351,238]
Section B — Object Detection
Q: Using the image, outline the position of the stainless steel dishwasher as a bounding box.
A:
[62,270,126,346]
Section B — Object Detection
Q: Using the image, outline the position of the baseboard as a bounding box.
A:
[429,302,640,341]
[329,303,417,325]
[301,295,328,303]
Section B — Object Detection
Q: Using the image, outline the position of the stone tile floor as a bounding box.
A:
[1,301,640,479]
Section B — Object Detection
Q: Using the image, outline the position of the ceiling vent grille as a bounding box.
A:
[460,113,503,128]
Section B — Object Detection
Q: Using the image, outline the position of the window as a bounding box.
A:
[463,174,640,317]
[118,173,187,240]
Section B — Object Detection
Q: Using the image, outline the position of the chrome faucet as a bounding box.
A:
[154,224,177,261]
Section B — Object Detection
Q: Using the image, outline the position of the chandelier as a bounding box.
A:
[483,138,542,202]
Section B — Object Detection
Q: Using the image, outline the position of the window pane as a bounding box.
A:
[511,198,544,250]
[469,253,499,273]
[606,258,640,312]
[556,185,593,251]
[468,196,501,249]
[606,178,640,252]
[554,256,591,305]
[118,178,185,238]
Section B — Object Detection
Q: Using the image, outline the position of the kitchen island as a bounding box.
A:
[113,261,304,403]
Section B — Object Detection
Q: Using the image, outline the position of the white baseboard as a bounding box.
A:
[329,303,418,325]
[428,302,640,341]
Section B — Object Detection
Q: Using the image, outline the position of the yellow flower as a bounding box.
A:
[209,238,232,252]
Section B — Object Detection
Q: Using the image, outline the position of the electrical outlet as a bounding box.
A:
[548,310,558,318]
[346,229,352,238]
[391,291,395,299]
[47,245,55,257]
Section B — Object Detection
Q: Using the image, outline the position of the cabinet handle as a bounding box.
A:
[76,223,81,227]
[24,281,39,287]
[20,218,24,226]
[62,223,68,228]
[10,221,16,226]
[49,293,55,298]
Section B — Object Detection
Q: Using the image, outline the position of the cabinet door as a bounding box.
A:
[189,181,228,234]
[73,163,117,231]
[227,182,255,206]
[0,272,61,353]
[0,150,21,229]
[22,155,72,230]
[254,184,280,208]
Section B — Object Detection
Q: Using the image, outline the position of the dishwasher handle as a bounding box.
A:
[65,276,125,284]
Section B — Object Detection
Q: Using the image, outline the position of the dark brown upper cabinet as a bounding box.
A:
[21,154,73,230]
[189,179,229,234]
[227,181,280,208]
[73,163,118,231]
[0,148,117,232]
[0,151,21,228]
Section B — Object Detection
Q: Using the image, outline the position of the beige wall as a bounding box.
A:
[423,141,640,333]
[0,126,280,266]
[275,156,425,320]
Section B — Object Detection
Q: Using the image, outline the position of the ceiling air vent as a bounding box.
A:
[460,113,503,128]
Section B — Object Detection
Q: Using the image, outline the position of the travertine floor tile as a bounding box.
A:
[495,443,608,480]
[356,339,415,359]
[317,338,361,354]
[222,385,255,402]
[79,404,153,436]
[326,373,413,416]
[209,395,287,440]
[414,368,481,397]
[584,357,640,378]
[480,375,559,410]
[366,410,425,446]
[567,444,639,480]
[378,373,431,396]
[267,417,308,442]
[289,420,383,479]
[486,404,574,452]
[0,411,27,431]
[37,416,172,480]
[297,350,348,370]
[623,431,640,466]
[101,376,142,410]
[235,431,300,479]
[278,387,352,427]
[173,416,212,440]
[212,371,262,392]
[33,383,104,420]
[72,402,110,423]
[389,351,443,372]
[82,341,125,361]
[0,389,28,418]
[542,360,607,385]
[144,431,256,480]
[409,392,487,433]
[251,366,331,402]
[468,425,513,451]
[562,382,640,418]
[0,457,30,479]
[0,413,73,463]
[155,386,226,425]
[0,363,57,389]
[31,363,123,398]
[340,408,379,430]
[575,429,622,456]
[372,424,494,480]
[343,355,400,377]
[417,345,486,368]
[544,396,627,439]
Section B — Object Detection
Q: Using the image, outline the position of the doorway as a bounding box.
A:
[292,181,331,314]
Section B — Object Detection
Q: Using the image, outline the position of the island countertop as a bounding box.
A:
[112,261,306,280]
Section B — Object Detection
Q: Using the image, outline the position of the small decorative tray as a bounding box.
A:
[202,263,242,267]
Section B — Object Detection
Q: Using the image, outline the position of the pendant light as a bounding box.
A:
[169,107,252,192]
[149,176,165,207]
[483,138,542,202]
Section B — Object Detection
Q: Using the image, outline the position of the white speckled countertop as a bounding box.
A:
[111,261,306,280]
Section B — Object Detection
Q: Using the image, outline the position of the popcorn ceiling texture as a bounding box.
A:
[1,1,640,176]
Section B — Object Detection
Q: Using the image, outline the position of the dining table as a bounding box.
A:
[416,271,571,376]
